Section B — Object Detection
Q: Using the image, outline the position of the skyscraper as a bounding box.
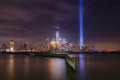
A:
[55,25,60,48]
[10,40,15,52]
[56,31,60,45]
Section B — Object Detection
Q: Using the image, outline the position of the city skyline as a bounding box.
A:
[0,0,120,51]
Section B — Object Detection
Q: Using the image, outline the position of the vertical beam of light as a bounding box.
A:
[79,0,84,49]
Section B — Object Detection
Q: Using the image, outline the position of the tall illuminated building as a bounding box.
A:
[55,25,60,46]
[62,38,67,44]
[10,40,15,52]
[56,31,60,45]
[45,39,50,51]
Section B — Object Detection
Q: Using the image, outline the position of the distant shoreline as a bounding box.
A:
[0,51,120,55]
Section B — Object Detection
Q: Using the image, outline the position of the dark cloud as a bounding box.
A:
[0,0,78,41]
[84,0,120,40]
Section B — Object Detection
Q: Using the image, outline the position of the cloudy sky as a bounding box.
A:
[0,0,120,50]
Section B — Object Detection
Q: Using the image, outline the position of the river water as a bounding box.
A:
[0,53,120,80]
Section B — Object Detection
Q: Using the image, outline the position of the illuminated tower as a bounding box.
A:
[55,25,60,46]
[62,38,67,44]
[10,40,15,52]
[45,39,50,51]
[56,31,60,45]
[79,0,84,49]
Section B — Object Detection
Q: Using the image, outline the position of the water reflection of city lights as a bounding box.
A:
[49,59,66,80]
[8,55,14,80]
[79,54,86,80]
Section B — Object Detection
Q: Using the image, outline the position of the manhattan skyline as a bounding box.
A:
[0,0,120,51]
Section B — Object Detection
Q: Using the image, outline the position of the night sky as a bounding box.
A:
[0,0,120,51]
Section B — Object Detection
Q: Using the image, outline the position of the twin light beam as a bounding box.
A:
[80,0,84,49]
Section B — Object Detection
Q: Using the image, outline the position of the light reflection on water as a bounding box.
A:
[49,58,67,80]
[79,54,86,80]
[8,55,14,80]
[24,56,30,75]
[77,54,120,80]
[67,53,120,80]
[0,54,72,80]
[0,54,120,80]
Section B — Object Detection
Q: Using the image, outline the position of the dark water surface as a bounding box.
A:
[74,54,120,80]
[0,53,120,80]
